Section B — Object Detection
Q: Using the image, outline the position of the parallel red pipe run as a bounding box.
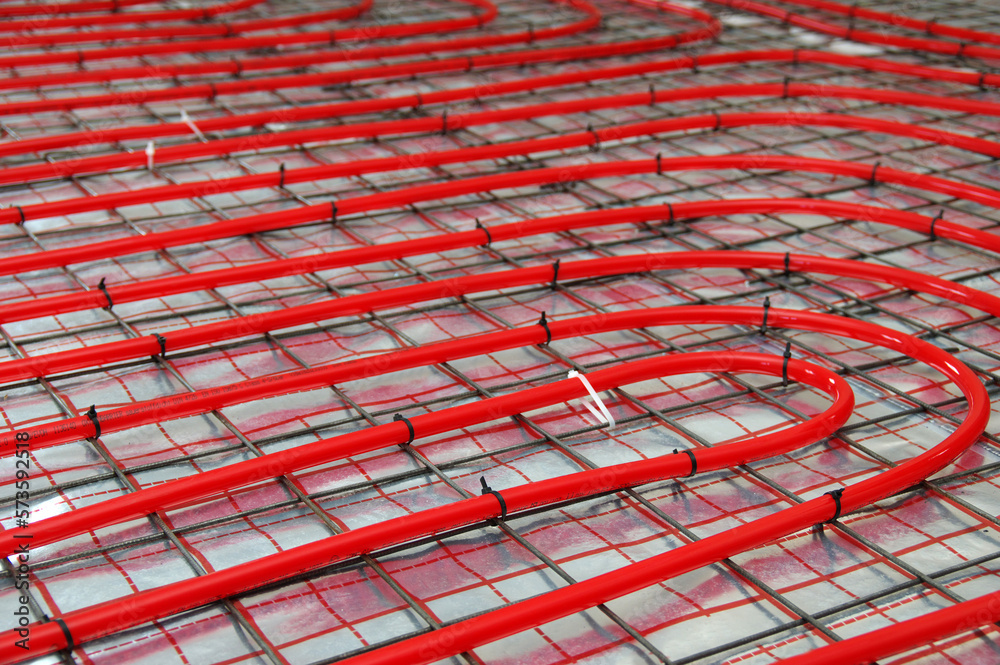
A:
[0,2,652,97]
[4,243,1000,463]
[6,241,999,557]
[764,0,1000,46]
[0,0,154,15]
[780,587,1000,664]
[0,9,699,117]
[0,306,987,664]
[2,47,982,152]
[333,312,990,665]
[6,80,1000,187]
[4,155,1000,280]
[0,0,363,37]
[0,350,852,663]
[1,0,473,47]
[5,109,998,236]
[0,348,852,558]
[0,0,564,69]
[701,0,1000,60]
[5,198,1000,326]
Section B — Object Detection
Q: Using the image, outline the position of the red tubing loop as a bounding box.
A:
[0,348,854,663]
[3,1,1000,664]
[0,0,717,112]
[0,198,998,338]
[0,0,488,48]
[0,306,988,664]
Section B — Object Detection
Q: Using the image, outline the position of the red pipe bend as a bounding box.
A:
[0,350,851,663]
[2,245,999,548]
[0,305,986,664]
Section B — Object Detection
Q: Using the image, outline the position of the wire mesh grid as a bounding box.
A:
[2,0,1000,663]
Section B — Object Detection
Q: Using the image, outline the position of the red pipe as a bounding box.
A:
[4,156,999,280]
[5,48,984,153]
[3,109,997,244]
[0,305,985,664]
[4,197,999,325]
[0,0,361,36]
[763,0,1000,46]
[2,246,998,532]
[0,348,851,663]
[332,308,990,665]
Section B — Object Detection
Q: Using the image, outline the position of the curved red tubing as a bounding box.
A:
[0,348,853,663]
[3,1,1000,663]
[0,305,987,664]
[3,244,1000,551]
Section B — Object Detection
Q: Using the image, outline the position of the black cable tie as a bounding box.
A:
[869,161,881,187]
[475,218,492,246]
[153,333,167,358]
[673,448,697,477]
[97,277,113,309]
[278,163,286,188]
[77,50,84,65]
[232,58,243,76]
[225,23,236,38]
[414,91,423,110]
[538,311,552,345]
[690,54,700,74]
[551,259,560,289]
[666,201,675,225]
[979,72,989,91]
[824,487,845,523]
[760,295,771,334]
[85,405,101,439]
[958,42,969,59]
[792,48,800,67]
[655,152,663,176]
[587,123,600,152]
[441,110,449,135]
[782,341,792,387]
[111,0,120,12]
[527,23,535,44]
[479,476,507,520]
[712,110,722,131]
[782,10,792,26]
[783,251,791,278]
[393,413,415,446]
[331,201,338,223]
[329,31,337,45]
[15,206,25,224]
[925,17,936,36]
[929,209,944,241]
[51,617,75,651]
[208,82,217,101]
[466,56,474,72]
[649,83,656,106]
[783,76,791,99]
[848,1,859,19]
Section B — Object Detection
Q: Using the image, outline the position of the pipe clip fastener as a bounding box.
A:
[568,369,616,430]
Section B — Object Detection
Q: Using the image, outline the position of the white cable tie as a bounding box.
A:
[145,141,155,171]
[567,369,615,430]
[180,109,205,142]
